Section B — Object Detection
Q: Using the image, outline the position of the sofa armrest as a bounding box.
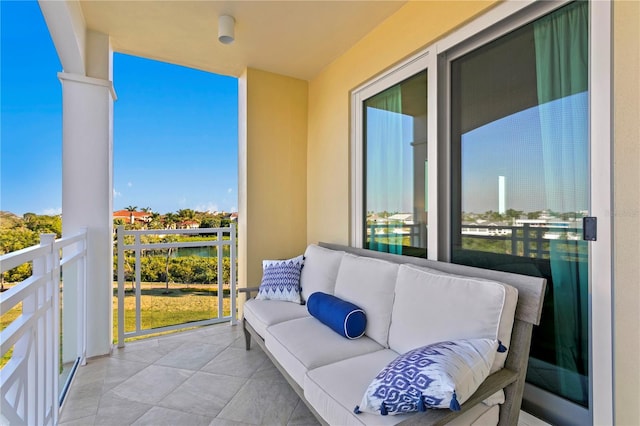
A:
[396,368,518,425]
[238,286,261,299]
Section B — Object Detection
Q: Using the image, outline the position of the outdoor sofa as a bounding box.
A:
[240,243,546,425]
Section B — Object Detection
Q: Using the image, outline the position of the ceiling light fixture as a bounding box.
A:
[218,15,235,44]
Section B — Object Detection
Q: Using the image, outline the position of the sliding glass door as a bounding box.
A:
[353,0,611,423]
[449,2,590,423]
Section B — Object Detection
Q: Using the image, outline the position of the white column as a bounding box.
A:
[59,68,115,358]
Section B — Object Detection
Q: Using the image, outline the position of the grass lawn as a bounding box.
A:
[1,302,21,368]
[1,282,233,368]
[113,282,233,343]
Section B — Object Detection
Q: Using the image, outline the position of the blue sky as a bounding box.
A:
[1,1,238,217]
[461,92,588,215]
[364,92,587,216]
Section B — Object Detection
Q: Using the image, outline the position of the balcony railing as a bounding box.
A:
[367,221,586,261]
[1,229,87,426]
[115,224,237,347]
[460,223,586,260]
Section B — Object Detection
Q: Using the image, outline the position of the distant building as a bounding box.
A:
[113,210,151,224]
[176,220,199,229]
[388,213,414,224]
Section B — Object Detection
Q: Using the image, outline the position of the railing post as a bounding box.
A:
[523,223,530,257]
[134,233,141,335]
[217,228,223,323]
[117,226,125,348]
[34,233,56,426]
[536,227,544,258]
[78,228,88,365]
[369,223,375,248]
[230,223,237,325]
[46,233,60,425]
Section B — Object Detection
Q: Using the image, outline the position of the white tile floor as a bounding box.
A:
[59,324,550,426]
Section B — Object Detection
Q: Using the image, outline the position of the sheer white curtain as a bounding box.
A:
[534,0,589,403]
[366,86,404,254]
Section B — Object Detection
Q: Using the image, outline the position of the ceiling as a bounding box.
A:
[80,1,407,81]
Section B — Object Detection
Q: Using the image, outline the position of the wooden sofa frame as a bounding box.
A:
[240,243,546,426]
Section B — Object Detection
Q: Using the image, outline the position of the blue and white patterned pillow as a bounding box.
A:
[356,339,498,416]
[256,255,304,304]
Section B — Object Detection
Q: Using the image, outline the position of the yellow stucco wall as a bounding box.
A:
[307,0,497,246]
[613,1,640,424]
[238,68,308,295]
[307,0,640,423]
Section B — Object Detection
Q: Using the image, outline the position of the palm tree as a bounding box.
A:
[176,209,198,229]
[176,208,196,221]
[149,212,162,229]
[124,205,138,225]
[163,213,178,230]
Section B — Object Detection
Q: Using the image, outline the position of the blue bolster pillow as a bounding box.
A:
[307,292,366,339]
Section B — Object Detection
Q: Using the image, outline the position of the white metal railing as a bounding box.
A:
[116,224,237,347]
[0,229,87,426]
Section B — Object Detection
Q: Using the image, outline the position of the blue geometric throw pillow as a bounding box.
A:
[356,339,498,416]
[256,255,304,304]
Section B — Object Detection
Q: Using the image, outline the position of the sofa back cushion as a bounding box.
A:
[300,244,345,302]
[404,265,518,374]
[334,254,399,347]
[389,264,516,373]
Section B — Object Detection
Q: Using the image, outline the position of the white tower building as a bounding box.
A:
[498,175,506,214]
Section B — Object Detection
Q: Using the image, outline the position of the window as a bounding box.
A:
[363,71,428,257]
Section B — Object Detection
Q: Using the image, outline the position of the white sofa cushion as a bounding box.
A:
[334,254,399,347]
[265,316,383,387]
[389,264,517,374]
[243,298,309,339]
[304,350,499,426]
[454,403,499,426]
[300,244,345,302]
[389,264,506,351]
[305,350,402,426]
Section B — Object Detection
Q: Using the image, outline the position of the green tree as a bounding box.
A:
[527,211,542,220]
[148,212,163,229]
[23,214,62,237]
[1,213,62,285]
[176,209,196,222]
[0,228,38,254]
[163,213,178,229]
[485,210,504,222]
[199,216,221,228]
[505,209,524,223]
